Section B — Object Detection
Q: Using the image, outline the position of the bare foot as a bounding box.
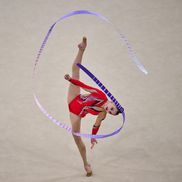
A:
[84,164,93,177]
[78,37,87,51]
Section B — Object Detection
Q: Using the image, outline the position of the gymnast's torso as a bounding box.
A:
[68,79,108,117]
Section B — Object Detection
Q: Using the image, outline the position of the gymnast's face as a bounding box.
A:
[105,101,118,115]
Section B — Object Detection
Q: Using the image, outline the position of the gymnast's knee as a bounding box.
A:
[72,63,78,72]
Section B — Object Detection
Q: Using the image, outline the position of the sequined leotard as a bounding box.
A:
[68,78,108,118]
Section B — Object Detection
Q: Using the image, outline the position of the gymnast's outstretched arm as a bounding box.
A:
[69,77,100,93]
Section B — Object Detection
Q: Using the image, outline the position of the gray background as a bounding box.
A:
[1,0,182,181]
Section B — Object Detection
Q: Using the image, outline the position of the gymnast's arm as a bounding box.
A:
[93,111,107,131]
[91,111,107,149]
[69,78,99,93]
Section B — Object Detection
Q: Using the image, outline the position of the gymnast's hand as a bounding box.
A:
[64,74,71,81]
[91,138,98,149]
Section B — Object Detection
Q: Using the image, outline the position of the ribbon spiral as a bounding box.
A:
[33,10,148,139]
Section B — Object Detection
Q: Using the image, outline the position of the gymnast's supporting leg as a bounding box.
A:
[70,113,92,176]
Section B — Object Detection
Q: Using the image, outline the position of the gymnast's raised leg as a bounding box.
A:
[65,37,92,176]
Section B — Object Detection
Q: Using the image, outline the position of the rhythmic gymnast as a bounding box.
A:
[64,37,121,176]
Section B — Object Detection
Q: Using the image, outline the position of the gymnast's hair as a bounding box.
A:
[115,108,122,115]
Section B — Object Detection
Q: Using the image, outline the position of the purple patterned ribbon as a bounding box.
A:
[33,10,148,139]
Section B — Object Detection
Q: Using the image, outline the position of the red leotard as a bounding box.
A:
[68,78,108,118]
